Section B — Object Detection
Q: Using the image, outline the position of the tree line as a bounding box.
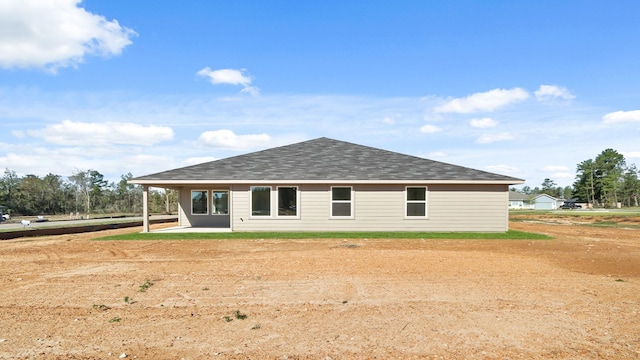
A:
[2,148,638,217]
[513,148,639,208]
[0,169,177,217]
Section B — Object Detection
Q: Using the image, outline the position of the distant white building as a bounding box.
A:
[531,194,563,210]
[508,191,531,209]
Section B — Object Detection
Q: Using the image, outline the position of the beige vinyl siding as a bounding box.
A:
[231,184,509,232]
[178,186,231,228]
[427,185,508,232]
[177,187,189,226]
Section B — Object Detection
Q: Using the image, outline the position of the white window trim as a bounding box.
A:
[330,186,354,219]
[405,186,428,219]
[250,186,273,218]
[276,186,300,219]
[191,189,209,216]
[211,190,229,216]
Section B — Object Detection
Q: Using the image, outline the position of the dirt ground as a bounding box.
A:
[0,217,639,359]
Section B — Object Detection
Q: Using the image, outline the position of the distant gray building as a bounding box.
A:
[130,138,524,232]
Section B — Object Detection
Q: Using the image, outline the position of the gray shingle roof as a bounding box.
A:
[509,190,530,201]
[132,137,523,183]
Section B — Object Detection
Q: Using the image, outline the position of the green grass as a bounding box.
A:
[96,229,551,241]
[138,278,155,292]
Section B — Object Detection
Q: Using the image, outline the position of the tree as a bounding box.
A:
[68,169,108,214]
[0,169,153,216]
[0,168,20,210]
[69,170,90,213]
[14,174,42,215]
[574,159,597,205]
[620,165,639,207]
[595,149,625,207]
[42,173,65,214]
[88,170,108,212]
[541,178,557,196]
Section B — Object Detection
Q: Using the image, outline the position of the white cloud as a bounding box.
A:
[3,89,638,188]
[623,151,640,159]
[420,124,442,133]
[538,166,573,184]
[0,0,136,72]
[602,110,640,124]
[427,151,447,158]
[434,88,529,113]
[382,116,396,124]
[540,165,570,172]
[195,129,272,150]
[534,85,575,101]
[476,132,515,144]
[1,148,138,178]
[185,156,217,165]
[28,120,174,146]
[197,67,260,95]
[469,117,498,128]
[11,130,25,138]
[553,172,574,181]
[485,164,518,175]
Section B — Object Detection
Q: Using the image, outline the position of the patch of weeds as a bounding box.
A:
[251,323,261,330]
[591,221,619,228]
[233,310,247,320]
[124,296,130,303]
[109,317,121,323]
[202,287,210,291]
[343,244,360,248]
[92,304,110,311]
[615,278,625,282]
[139,278,155,292]
[223,316,233,322]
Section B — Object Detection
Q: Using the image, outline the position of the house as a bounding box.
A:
[130,137,524,232]
[508,191,531,209]
[531,194,562,210]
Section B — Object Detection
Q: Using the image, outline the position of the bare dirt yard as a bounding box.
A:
[1,216,639,359]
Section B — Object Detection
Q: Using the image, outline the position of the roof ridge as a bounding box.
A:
[132,137,524,183]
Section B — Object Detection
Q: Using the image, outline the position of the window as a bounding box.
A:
[277,187,298,216]
[406,187,427,217]
[331,186,353,217]
[191,190,208,215]
[212,191,229,215]
[251,186,271,216]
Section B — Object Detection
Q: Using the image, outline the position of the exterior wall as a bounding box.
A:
[177,186,231,228]
[228,184,510,232]
[533,195,558,210]
[509,200,524,209]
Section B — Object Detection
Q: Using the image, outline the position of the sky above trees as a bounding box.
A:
[1,0,639,188]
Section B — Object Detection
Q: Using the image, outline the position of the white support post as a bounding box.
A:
[142,185,150,233]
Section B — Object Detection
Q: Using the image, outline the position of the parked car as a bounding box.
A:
[1,213,9,221]
[560,203,581,209]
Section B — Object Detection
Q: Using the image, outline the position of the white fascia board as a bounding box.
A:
[129,179,524,186]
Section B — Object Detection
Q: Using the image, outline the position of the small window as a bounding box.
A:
[251,186,271,216]
[277,187,298,216]
[406,187,427,217]
[191,190,208,215]
[212,191,229,215]
[331,186,353,217]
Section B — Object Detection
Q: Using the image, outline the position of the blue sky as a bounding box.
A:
[1,0,639,188]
